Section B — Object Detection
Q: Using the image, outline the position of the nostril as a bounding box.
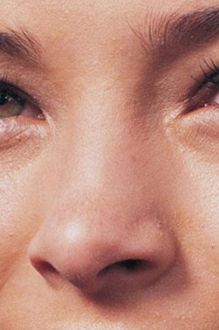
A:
[32,259,57,277]
[100,259,153,275]
[41,261,57,274]
[119,259,148,271]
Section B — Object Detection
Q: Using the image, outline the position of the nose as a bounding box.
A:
[28,209,175,296]
[28,93,176,298]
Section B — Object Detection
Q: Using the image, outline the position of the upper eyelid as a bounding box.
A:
[186,59,219,95]
[0,79,41,109]
[178,60,219,113]
[198,59,219,83]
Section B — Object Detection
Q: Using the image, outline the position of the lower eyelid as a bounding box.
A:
[21,103,45,119]
[179,106,219,134]
[0,117,47,150]
[185,85,217,113]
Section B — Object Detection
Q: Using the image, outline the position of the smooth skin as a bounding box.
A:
[0,0,218,329]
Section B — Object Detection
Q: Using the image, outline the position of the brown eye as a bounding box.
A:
[0,82,44,120]
[0,92,25,118]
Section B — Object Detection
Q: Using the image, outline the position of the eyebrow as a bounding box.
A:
[137,7,219,57]
[0,9,219,68]
[0,28,42,66]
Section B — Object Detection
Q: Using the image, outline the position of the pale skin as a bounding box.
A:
[0,0,218,329]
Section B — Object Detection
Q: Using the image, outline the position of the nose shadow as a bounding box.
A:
[87,244,190,309]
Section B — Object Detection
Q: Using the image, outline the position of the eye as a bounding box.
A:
[0,81,44,120]
[209,72,219,104]
[188,59,219,112]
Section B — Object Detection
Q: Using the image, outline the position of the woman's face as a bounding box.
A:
[0,0,218,329]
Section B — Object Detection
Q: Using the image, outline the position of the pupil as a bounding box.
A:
[0,93,8,106]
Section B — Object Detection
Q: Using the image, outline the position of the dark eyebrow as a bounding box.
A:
[0,28,42,66]
[135,7,219,58]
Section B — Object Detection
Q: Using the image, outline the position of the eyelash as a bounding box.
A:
[198,59,219,89]
[0,58,218,124]
[0,77,44,120]
[188,59,219,111]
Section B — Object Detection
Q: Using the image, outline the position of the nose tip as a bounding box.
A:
[28,222,176,296]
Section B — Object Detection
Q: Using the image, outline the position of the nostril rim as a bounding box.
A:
[31,260,63,287]
[101,259,152,275]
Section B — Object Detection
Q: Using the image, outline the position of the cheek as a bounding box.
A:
[166,151,219,280]
[0,171,39,289]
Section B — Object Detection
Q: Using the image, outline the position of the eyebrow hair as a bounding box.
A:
[0,28,42,66]
[135,7,219,57]
[1,9,219,68]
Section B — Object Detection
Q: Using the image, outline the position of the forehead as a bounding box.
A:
[2,0,219,34]
[1,0,219,78]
